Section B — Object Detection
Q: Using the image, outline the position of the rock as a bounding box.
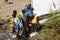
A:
[0,33,10,40]
[29,33,43,40]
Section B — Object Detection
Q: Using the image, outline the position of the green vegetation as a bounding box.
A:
[39,11,60,40]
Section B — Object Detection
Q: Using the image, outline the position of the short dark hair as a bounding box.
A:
[12,10,17,18]
[22,10,25,14]
[13,10,17,15]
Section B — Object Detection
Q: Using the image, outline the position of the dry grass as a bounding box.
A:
[39,12,60,40]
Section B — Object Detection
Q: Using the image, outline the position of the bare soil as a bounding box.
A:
[0,0,30,19]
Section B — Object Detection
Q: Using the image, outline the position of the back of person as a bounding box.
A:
[10,10,23,35]
[14,17,23,36]
[13,11,23,36]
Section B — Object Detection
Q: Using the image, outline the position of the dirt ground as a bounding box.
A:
[0,0,30,35]
[0,0,30,19]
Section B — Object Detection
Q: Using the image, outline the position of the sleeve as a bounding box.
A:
[10,18,14,31]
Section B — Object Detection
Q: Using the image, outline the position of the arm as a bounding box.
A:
[22,17,28,32]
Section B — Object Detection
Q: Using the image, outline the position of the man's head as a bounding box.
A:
[22,10,25,14]
[13,10,17,15]
[12,10,17,18]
